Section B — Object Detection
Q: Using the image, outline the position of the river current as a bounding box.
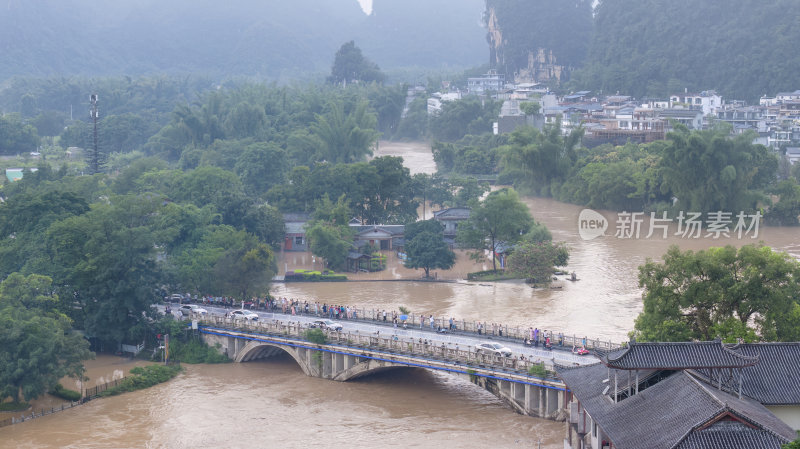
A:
[2,141,797,448]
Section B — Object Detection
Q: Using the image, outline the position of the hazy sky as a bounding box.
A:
[357,0,372,15]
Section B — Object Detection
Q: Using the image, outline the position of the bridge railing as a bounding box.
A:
[197,315,563,380]
[266,306,622,352]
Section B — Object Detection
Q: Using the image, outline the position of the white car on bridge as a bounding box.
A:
[179,304,208,316]
[230,309,259,321]
[475,342,512,357]
[310,319,343,331]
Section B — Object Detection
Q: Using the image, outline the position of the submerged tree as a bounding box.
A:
[456,187,532,271]
[506,241,569,285]
[404,220,455,278]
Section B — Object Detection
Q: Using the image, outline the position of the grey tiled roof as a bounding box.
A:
[675,421,791,449]
[699,343,800,405]
[433,208,471,220]
[556,363,795,449]
[598,341,759,370]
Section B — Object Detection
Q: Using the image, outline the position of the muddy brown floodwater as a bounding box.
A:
[3,141,798,448]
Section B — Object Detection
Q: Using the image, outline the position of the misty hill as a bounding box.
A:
[571,0,800,101]
[487,0,800,101]
[0,0,486,82]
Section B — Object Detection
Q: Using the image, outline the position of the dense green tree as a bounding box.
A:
[214,235,276,301]
[0,273,93,403]
[660,126,777,215]
[506,241,569,285]
[111,156,168,194]
[456,187,532,271]
[327,41,386,85]
[766,180,800,226]
[522,221,552,243]
[570,0,800,102]
[404,219,455,278]
[429,97,502,142]
[411,173,453,215]
[241,203,285,250]
[312,194,352,226]
[405,231,456,279]
[45,194,167,347]
[306,101,380,164]
[363,156,418,224]
[498,121,582,196]
[0,113,40,155]
[305,222,354,271]
[634,245,800,342]
[234,142,289,197]
[449,176,490,208]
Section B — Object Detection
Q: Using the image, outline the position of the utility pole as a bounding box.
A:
[89,93,100,174]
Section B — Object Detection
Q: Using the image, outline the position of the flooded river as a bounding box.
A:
[3,141,798,448]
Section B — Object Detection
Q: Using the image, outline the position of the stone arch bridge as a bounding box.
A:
[199,318,568,420]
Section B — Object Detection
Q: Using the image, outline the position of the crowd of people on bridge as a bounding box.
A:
[169,293,595,353]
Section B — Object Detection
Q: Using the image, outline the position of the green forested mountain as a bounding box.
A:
[487,0,800,101]
[570,0,800,101]
[0,0,486,82]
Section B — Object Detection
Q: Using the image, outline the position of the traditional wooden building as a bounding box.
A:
[557,341,800,449]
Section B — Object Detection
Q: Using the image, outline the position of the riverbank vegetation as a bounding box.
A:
[98,365,182,397]
[439,121,799,224]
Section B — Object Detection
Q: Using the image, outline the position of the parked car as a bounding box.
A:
[310,319,343,331]
[179,304,207,315]
[230,309,259,321]
[168,293,185,302]
[475,342,512,357]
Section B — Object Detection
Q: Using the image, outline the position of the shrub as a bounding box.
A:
[0,401,29,412]
[304,328,327,344]
[170,340,230,364]
[49,383,82,401]
[99,364,181,397]
[285,271,347,282]
[528,363,550,378]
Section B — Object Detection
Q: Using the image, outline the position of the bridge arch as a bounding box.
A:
[332,358,417,382]
[234,340,312,376]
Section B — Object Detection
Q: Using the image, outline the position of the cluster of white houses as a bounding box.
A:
[557,340,800,449]
[428,74,800,164]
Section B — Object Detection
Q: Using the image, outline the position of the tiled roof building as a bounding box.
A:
[557,341,800,449]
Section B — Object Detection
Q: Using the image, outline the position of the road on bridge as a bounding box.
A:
[164,303,598,368]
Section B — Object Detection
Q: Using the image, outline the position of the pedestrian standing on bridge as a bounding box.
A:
[429,315,435,330]
[383,310,387,322]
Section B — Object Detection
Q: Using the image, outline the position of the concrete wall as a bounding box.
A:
[767,405,800,432]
